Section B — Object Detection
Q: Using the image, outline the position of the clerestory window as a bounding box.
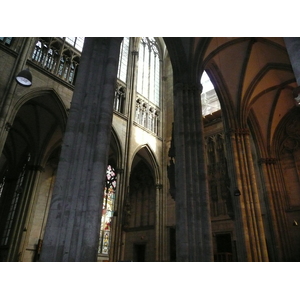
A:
[0,37,12,46]
[113,37,130,114]
[65,37,85,52]
[137,37,160,107]
[117,37,129,83]
[31,38,81,85]
[135,37,161,135]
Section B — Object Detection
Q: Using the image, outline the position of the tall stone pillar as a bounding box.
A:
[173,82,213,262]
[259,158,292,261]
[229,128,269,261]
[284,38,300,100]
[40,37,122,262]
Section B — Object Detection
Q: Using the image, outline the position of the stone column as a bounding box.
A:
[173,82,213,262]
[40,38,122,262]
[259,158,292,261]
[229,128,269,261]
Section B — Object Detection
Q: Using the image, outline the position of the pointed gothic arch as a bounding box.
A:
[131,144,160,183]
[121,145,160,262]
[0,88,68,261]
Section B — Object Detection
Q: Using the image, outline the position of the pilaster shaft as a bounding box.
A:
[114,48,140,262]
[40,37,122,261]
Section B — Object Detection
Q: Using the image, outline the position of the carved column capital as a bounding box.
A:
[258,158,278,165]
[174,82,203,94]
[228,128,250,136]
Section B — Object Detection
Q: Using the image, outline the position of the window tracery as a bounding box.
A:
[113,84,126,114]
[117,37,129,83]
[137,37,161,107]
[65,37,84,52]
[31,38,81,85]
[135,38,162,135]
[135,97,160,135]
[0,37,12,46]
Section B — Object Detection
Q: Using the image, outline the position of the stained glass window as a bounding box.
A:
[98,165,117,255]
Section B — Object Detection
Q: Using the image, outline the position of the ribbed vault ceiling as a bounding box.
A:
[165,37,297,155]
[204,37,295,154]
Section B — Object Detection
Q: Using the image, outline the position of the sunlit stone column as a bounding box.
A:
[40,37,122,262]
[259,158,292,261]
[229,128,269,261]
[173,82,213,262]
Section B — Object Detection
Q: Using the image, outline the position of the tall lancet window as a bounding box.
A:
[113,37,130,114]
[135,37,161,135]
[117,37,129,83]
[98,165,117,256]
[137,37,160,106]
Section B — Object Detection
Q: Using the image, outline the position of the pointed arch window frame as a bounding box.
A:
[137,37,161,107]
